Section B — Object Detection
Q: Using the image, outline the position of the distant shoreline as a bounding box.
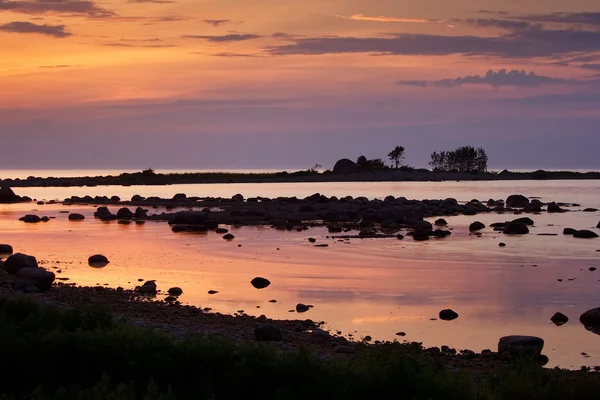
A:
[1,168,599,188]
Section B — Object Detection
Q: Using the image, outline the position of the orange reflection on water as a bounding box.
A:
[0,202,599,369]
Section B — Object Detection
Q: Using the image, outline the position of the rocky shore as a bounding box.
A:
[1,168,599,188]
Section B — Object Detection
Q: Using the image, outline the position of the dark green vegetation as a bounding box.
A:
[0,296,598,400]
[430,146,489,173]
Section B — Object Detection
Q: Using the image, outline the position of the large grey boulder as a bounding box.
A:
[14,268,55,292]
[498,336,544,356]
[3,253,38,274]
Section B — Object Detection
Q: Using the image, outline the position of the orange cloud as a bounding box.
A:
[339,14,442,24]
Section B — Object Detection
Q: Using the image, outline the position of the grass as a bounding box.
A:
[0,296,597,399]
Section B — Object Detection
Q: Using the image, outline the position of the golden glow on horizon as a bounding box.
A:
[338,13,442,24]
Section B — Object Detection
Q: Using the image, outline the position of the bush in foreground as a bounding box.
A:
[0,296,597,399]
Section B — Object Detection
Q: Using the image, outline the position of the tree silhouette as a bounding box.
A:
[387,146,405,169]
[429,146,488,172]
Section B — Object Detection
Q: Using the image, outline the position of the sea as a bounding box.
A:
[0,168,599,369]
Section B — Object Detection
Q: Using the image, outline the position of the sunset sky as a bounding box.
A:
[1,0,600,170]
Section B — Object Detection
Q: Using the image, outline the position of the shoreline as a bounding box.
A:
[1,168,600,188]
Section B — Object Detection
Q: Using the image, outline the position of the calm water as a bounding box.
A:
[1,179,599,369]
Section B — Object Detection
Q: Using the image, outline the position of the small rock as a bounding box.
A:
[396,332,406,336]
[215,227,229,234]
[251,277,271,289]
[434,218,448,226]
[308,237,316,243]
[208,290,218,295]
[499,242,506,247]
[0,244,14,254]
[314,244,329,247]
[168,287,183,296]
[137,280,157,294]
[296,303,311,313]
[68,213,85,221]
[223,233,235,240]
[469,221,485,231]
[88,254,109,267]
[439,309,459,321]
[551,312,569,326]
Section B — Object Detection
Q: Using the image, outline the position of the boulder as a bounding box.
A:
[547,202,566,213]
[168,287,183,296]
[506,195,529,208]
[14,268,55,292]
[110,195,121,201]
[68,213,85,221]
[597,221,600,229]
[88,254,109,266]
[439,309,459,321]
[20,214,41,223]
[117,207,134,219]
[511,217,534,226]
[332,158,358,174]
[563,228,576,235]
[41,216,49,222]
[550,312,569,326]
[583,208,598,212]
[223,233,235,240]
[3,253,38,274]
[254,325,282,341]
[134,207,147,218]
[498,336,544,357]
[232,194,244,202]
[251,277,271,289]
[169,211,208,225]
[469,221,485,231]
[434,218,448,226]
[131,195,144,202]
[412,230,430,241]
[137,280,157,294]
[215,227,229,234]
[573,230,599,239]
[580,308,600,332]
[0,244,13,254]
[296,303,311,313]
[503,223,529,235]
[0,186,21,203]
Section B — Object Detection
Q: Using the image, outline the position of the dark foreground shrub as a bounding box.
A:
[0,297,598,400]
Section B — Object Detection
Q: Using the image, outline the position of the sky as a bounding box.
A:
[1,0,600,170]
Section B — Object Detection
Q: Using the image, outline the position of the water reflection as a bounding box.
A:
[0,190,598,369]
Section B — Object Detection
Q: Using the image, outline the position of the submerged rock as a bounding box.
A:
[439,309,459,321]
[469,221,485,231]
[506,195,529,208]
[168,287,183,296]
[551,312,569,326]
[296,303,312,313]
[498,336,544,357]
[503,223,529,235]
[573,230,599,239]
[251,277,271,289]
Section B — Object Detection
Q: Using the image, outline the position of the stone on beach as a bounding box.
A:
[137,280,157,294]
[14,267,55,292]
[251,277,271,289]
[3,253,38,274]
[498,336,544,357]
[439,309,459,321]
